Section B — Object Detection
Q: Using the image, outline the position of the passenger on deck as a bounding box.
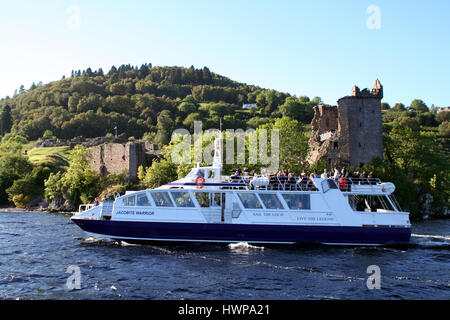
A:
[333,167,339,181]
[277,170,287,184]
[308,173,316,188]
[320,169,329,179]
[353,171,360,184]
[298,171,308,188]
[339,176,348,191]
[231,169,240,180]
[288,172,296,181]
[360,171,367,184]
[287,172,296,190]
[242,169,251,182]
[368,171,376,185]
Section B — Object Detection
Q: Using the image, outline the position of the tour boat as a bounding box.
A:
[71,135,411,246]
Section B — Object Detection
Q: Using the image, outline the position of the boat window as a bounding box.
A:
[208,170,215,179]
[136,193,151,206]
[259,193,284,209]
[122,195,136,206]
[186,168,197,179]
[321,179,337,192]
[172,191,195,207]
[327,179,338,189]
[211,193,222,207]
[194,192,210,207]
[186,168,205,179]
[282,194,311,210]
[237,193,263,209]
[196,169,205,178]
[151,192,174,207]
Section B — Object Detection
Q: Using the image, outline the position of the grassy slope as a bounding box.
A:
[26,146,71,163]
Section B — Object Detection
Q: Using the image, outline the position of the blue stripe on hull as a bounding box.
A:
[71,219,411,245]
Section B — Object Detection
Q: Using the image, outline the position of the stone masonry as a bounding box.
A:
[90,141,161,178]
[306,79,384,168]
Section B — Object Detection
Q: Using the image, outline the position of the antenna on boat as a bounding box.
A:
[213,122,223,169]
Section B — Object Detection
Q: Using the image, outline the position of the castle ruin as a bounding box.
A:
[90,141,161,178]
[306,79,384,168]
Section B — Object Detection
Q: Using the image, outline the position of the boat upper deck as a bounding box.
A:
[222,175,383,191]
[165,173,394,196]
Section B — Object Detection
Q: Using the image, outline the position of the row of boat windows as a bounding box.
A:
[239,193,311,210]
[121,191,311,210]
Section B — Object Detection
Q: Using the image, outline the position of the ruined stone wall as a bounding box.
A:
[90,141,161,178]
[306,105,341,166]
[91,143,130,177]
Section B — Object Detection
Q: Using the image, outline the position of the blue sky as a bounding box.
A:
[0,0,449,107]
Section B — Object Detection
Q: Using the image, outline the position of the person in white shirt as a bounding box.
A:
[333,167,339,180]
[320,169,329,179]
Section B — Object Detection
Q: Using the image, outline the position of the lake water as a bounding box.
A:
[0,211,448,300]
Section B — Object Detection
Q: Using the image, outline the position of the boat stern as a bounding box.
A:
[71,204,102,221]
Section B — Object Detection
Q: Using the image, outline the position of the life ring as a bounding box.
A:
[195,176,205,189]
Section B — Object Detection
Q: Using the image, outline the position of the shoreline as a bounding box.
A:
[0,206,76,215]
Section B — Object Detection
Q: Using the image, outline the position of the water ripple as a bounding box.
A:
[0,211,449,299]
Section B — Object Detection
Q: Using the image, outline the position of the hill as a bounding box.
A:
[0,64,320,145]
[0,64,448,218]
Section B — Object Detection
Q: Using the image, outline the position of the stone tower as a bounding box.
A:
[306,80,384,168]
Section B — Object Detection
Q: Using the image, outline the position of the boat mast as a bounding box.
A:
[212,122,223,170]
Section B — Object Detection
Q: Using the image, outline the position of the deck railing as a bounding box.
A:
[78,203,96,213]
[337,178,382,192]
[225,175,384,193]
[227,175,319,191]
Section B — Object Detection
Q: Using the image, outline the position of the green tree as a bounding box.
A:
[43,129,54,138]
[137,165,146,181]
[410,99,428,113]
[258,117,308,174]
[0,153,33,203]
[7,166,51,208]
[393,103,406,111]
[142,158,177,189]
[398,116,420,131]
[0,105,12,136]
[182,112,202,132]
[279,97,314,124]
[436,111,450,123]
[247,116,273,129]
[44,171,63,203]
[0,134,28,154]
[381,102,391,110]
[438,121,450,137]
[46,145,101,207]
[155,110,174,146]
[381,124,449,218]
[177,95,199,114]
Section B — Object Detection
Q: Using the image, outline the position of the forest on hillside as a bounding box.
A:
[0,64,449,219]
[0,64,320,145]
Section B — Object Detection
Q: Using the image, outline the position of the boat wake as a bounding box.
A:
[79,236,120,247]
[228,242,265,252]
[410,234,450,249]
